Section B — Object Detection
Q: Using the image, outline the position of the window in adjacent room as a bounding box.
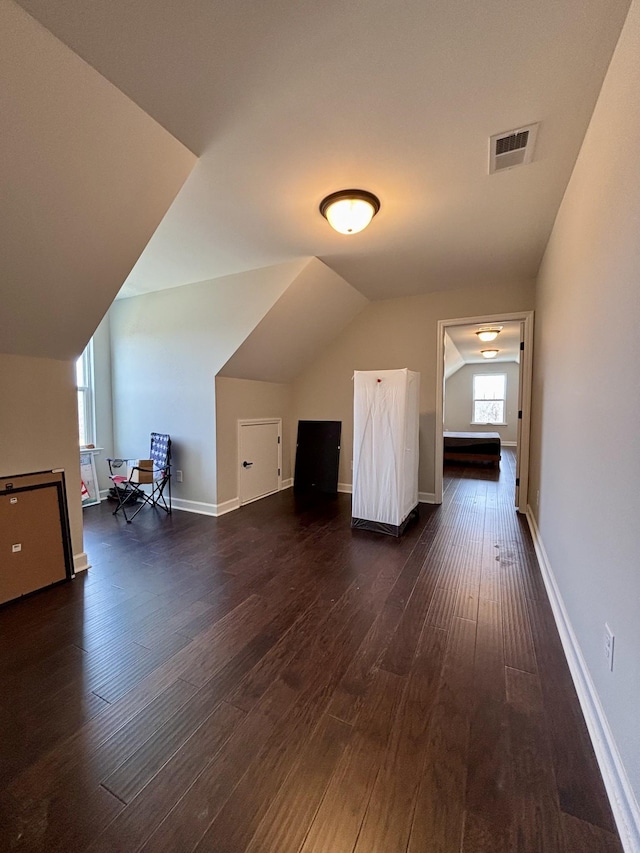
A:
[76,339,96,447]
[472,373,506,425]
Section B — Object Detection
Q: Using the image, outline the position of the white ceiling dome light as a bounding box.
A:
[476,327,502,342]
[319,189,380,235]
[481,349,499,359]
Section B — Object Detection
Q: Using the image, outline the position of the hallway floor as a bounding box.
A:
[0,450,622,851]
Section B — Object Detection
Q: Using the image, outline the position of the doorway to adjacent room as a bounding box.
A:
[434,311,534,511]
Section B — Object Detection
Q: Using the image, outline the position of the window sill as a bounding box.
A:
[470,423,507,427]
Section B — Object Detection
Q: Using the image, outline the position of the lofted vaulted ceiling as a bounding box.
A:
[0,1,196,360]
[14,0,632,301]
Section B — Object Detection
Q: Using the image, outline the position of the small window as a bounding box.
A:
[472,373,506,425]
[76,340,95,447]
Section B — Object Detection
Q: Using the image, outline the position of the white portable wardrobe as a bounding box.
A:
[351,369,420,536]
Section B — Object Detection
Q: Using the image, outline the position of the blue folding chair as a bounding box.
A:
[107,433,172,523]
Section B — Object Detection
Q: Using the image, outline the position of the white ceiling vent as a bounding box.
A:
[489,123,539,174]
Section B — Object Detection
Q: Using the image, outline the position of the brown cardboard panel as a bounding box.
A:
[0,470,66,493]
[0,474,69,605]
[127,460,155,484]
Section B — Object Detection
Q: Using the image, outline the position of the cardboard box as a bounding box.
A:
[126,460,155,484]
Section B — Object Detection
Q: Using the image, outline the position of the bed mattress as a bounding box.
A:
[443,431,501,465]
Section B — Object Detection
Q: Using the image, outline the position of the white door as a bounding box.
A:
[238,420,281,505]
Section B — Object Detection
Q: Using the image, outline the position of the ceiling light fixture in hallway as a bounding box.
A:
[319,189,380,234]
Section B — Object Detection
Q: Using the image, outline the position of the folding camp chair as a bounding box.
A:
[107,433,172,522]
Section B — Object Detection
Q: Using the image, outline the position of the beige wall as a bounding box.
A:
[529,0,640,810]
[215,377,293,505]
[445,361,520,443]
[292,280,534,497]
[0,354,84,566]
[110,262,300,507]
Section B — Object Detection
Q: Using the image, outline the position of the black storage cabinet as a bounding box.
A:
[293,420,341,494]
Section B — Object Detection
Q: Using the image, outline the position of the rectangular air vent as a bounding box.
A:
[489,123,539,174]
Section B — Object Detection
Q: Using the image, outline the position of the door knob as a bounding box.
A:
[242,460,253,468]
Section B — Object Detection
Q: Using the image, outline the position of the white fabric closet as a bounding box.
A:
[352,369,420,536]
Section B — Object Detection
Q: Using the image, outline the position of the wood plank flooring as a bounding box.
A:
[0,450,623,852]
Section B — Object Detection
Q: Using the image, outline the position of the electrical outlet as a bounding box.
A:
[604,624,615,671]
[176,470,183,483]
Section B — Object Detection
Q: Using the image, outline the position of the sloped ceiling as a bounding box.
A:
[14,0,631,301]
[218,258,368,383]
[0,1,196,360]
[444,334,465,380]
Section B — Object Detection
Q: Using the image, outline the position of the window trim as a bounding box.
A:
[471,371,507,426]
[76,339,96,448]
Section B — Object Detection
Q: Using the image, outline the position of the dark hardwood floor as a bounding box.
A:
[0,450,623,852]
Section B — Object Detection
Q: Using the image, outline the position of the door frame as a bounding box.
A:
[237,418,283,506]
[434,310,534,511]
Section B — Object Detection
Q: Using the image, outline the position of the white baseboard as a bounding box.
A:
[171,497,239,517]
[502,440,517,447]
[73,552,90,573]
[214,497,240,515]
[526,507,640,853]
[337,482,352,494]
[174,485,293,517]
